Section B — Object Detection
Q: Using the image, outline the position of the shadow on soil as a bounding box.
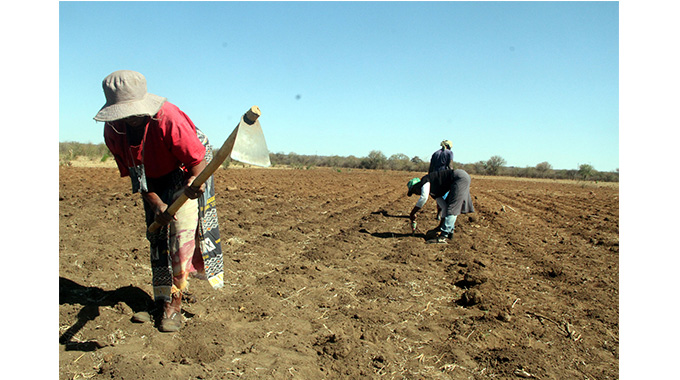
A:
[370,209,409,219]
[59,277,153,351]
[360,228,440,242]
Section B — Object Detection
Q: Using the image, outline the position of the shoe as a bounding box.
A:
[159,292,182,332]
[427,231,450,244]
[426,237,447,244]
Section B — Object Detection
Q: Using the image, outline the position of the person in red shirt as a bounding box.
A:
[94,70,224,332]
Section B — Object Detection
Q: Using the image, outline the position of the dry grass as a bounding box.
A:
[472,174,619,188]
[61,156,118,168]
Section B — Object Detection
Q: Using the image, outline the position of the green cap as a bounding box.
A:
[407,177,420,190]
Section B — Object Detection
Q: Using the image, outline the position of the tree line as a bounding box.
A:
[268,151,618,182]
[58,142,618,182]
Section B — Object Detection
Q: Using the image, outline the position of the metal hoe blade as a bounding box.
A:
[224,116,271,167]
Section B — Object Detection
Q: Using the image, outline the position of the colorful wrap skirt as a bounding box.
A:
[141,129,224,302]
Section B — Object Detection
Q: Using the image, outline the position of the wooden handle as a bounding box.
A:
[147,106,260,232]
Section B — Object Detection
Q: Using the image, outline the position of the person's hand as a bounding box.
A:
[184,176,205,199]
[409,206,420,222]
[142,191,177,227]
[184,184,205,199]
[153,202,176,226]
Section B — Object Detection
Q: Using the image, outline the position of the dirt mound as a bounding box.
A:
[59,166,618,379]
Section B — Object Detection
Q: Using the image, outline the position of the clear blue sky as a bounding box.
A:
[59,1,619,171]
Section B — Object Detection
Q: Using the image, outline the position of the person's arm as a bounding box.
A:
[183,159,207,199]
[409,205,421,222]
[142,158,206,227]
[143,191,175,226]
[409,182,430,221]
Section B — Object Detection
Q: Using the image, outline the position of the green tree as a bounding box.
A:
[536,161,552,172]
[485,155,506,175]
[342,155,361,168]
[472,161,486,175]
[409,156,428,172]
[578,164,595,180]
[535,161,552,178]
[388,153,410,171]
[362,150,387,170]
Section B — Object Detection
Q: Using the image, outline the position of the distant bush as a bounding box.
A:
[387,153,411,171]
[361,150,387,170]
[536,161,552,177]
[578,164,595,180]
[485,155,507,176]
[59,141,112,165]
[59,141,111,160]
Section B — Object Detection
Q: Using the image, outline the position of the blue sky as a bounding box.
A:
[59,1,619,171]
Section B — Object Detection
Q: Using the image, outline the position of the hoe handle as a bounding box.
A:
[147,106,261,233]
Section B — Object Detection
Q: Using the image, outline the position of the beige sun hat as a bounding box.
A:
[440,140,453,149]
[93,70,167,122]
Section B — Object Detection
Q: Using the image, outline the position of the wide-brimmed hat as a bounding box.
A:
[93,70,167,122]
[441,140,453,149]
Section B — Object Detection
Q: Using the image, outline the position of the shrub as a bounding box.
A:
[578,164,595,180]
[485,155,507,176]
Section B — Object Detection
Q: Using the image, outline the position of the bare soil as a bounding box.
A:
[59,166,619,379]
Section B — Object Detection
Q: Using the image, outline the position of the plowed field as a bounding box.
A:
[59,166,619,379]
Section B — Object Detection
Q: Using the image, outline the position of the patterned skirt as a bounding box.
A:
[143,129,225,302]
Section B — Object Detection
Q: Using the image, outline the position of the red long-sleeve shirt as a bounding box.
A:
[104,102,206,179]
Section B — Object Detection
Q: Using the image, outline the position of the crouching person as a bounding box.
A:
[407,169,474,243]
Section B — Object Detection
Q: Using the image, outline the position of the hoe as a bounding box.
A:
[148,106,270,232]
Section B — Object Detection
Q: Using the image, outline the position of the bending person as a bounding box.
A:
[94,70,225,332]
[407,169,474,243]
[429,140,454,219]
